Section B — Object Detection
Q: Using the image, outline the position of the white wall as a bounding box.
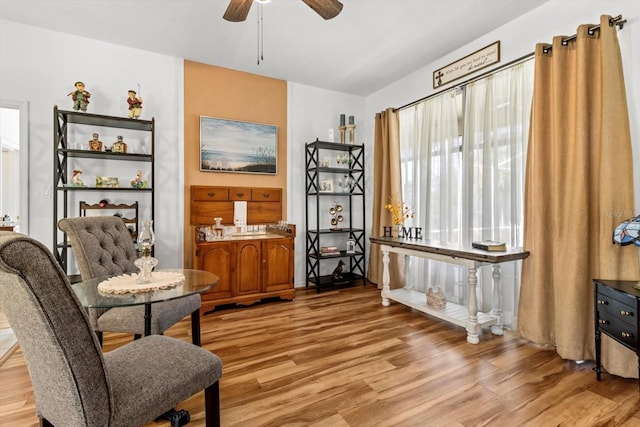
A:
[287,82,365,286]
[0,20,184,268]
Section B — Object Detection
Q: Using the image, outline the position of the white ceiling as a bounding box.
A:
[0,0,548,96]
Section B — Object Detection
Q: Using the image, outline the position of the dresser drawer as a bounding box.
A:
[596,291,637,329]
[229,187,252,201]
[252,188,281,202]
[192,186,228,201]
[598,310,638,347]
[597,282,638,306]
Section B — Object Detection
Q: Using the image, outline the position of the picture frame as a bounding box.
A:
[319,179,334,193]
[200,116,277,175]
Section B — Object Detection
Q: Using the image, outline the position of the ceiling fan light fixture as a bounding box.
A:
[224,0,342,22]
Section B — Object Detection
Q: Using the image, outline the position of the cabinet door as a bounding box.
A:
[236,241,261,295]
[196,242,235,300]
[262,238,294,292]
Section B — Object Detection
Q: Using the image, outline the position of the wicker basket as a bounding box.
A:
[426,287,446,308]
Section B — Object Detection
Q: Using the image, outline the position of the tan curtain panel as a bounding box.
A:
[518,15,638,378]
[368,108,405,288]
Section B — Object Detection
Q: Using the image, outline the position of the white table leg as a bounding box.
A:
[466,265,480,344]
[490,264,504,335]
[381,246,390,307]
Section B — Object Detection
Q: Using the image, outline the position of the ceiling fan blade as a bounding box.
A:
[302,0,343,20]
[223,0,253,22]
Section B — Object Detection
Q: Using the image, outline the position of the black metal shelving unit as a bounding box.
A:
[305,139,366,292]
[53,106,155,272]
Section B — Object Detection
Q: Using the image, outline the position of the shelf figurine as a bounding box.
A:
[331,260,345,281]
[68,81,91,112]
[127,89,143,119]
[72,169,85,187]
[89,133,103,151]
[130,170,147,189]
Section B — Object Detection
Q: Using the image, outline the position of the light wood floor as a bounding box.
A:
[0,309,18,366]
[1,285,639,426]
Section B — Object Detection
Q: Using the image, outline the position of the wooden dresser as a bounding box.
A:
[593,279,640,387]
[190,186,295,313]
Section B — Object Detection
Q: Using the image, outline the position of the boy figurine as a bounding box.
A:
[127,90,143,119]
[68,81,91,112]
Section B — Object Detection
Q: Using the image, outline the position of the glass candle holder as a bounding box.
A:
[135,219,158,283]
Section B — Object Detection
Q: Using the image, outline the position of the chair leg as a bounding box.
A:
[40,418,54,427]
[96,331,103,346]
[204,381,220,427]
[191,309,201,346]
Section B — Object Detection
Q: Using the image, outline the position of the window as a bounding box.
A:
[398,59,534,327]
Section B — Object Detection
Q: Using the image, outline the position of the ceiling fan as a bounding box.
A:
[223,0,343,22]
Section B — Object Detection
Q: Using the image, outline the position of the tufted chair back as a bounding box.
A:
[58,216,138,280]
[0,232,112,426]
[58,216,138,332]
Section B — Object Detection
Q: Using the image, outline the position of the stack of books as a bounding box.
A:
[471,240,507,251]
[320,246,341,256]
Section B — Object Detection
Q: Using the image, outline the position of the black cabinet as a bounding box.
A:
[593,279,640,387]
[305,139,366,292]
[53,106,154,272]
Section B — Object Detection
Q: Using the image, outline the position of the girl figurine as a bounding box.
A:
[130,170,146,188]
[72,169,84,186]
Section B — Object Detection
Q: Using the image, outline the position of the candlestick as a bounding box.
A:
[338,125,346,144]
[346,124,356,144]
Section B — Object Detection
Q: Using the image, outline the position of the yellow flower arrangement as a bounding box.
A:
[384,196,414,225]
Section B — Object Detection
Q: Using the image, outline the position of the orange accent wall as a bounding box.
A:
[183,60,288,267]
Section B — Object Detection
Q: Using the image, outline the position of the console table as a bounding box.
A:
[370,236,529,344]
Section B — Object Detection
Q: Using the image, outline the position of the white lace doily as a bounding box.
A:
[97,271,185,294]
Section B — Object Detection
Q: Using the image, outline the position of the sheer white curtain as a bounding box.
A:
[399,89,465,301]
[398,59,534,327]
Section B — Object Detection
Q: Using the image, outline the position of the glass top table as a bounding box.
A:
[72,268,218,336]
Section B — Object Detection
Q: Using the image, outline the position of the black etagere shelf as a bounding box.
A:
[53,106,155,272]
[304,139,366,292]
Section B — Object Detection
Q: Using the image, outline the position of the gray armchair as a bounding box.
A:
[58,216,203,345]
[0,231,222,426]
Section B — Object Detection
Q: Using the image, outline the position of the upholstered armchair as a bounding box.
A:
[58,216,203,345]
[0,231,222,426]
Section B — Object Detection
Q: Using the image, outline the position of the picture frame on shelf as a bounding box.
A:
[319,179,334,193]
[200,116,277,175]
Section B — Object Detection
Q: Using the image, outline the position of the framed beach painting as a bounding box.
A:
[200,116,277,175]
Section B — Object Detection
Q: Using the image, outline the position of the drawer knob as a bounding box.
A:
[598,319,609,325]
[236,192,244,197]
[207,192,216,197]
[620,310,632,316]
[263,193,271,198]
[597,299,608,305]
[621,332,632,338]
